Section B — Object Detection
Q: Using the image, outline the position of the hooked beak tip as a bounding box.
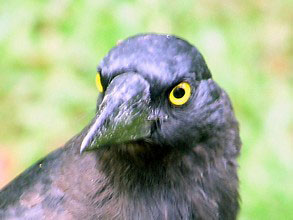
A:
[80,141,87,154]
[80,136,91,154]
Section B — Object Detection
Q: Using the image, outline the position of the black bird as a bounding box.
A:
[0,34,241,219]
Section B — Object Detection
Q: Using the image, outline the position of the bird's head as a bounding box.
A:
[80,34,233,155]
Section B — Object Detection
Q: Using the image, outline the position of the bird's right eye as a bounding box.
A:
[96,73,104,93]
[169,82,191,106]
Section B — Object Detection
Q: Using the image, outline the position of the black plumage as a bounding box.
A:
[0,34,241,220]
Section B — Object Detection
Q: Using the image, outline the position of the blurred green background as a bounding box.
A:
[0,0,292,219]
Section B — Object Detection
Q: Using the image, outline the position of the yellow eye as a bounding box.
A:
[96,73,104,93]
[169,82,191,106]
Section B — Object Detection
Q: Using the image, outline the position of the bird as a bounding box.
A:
[0,33,241,220]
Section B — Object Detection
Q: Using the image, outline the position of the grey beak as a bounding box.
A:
[80,73,151,153]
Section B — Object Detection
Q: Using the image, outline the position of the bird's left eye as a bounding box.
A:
[169,82,191,106]
[96,73,104,93]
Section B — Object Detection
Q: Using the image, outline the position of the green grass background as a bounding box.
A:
[0,0,292,219]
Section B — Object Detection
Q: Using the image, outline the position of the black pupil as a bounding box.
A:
[173,87,185,98]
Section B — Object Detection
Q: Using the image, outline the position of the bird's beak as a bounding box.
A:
[80,72,151,153]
